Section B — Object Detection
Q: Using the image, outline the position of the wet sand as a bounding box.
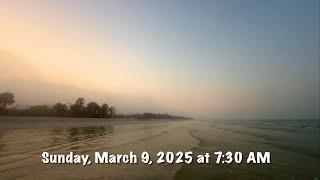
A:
[0,117,198,179]
[0,117,319,179]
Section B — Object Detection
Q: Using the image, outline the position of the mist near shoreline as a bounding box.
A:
[1,50,319,120]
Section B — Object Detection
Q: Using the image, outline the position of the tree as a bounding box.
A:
[53,103,68,117]
[23,105,52,116]
[86,102,100,118]
[100,104,109,118]
[108,106,116,118]
[76,98,85,107]
[70,97,85,117]
[0,92,15,114]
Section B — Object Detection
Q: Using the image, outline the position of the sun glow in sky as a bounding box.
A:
[0,0,319,119]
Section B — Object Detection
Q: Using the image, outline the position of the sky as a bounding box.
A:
[0,0,319,119]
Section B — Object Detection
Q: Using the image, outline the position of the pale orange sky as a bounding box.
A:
[1,1,319,119]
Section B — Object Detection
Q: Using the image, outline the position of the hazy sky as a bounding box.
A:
[0,0,319,119]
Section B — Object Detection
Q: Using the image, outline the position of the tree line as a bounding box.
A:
[0,92,115,118]
[116,113,191,120]
[0,92,191,120]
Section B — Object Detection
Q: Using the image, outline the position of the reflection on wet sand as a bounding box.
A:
[1,117,318,179]
[0,125,116,166]
[0,132,4,152]
[0,117,197,179]
[49,126,114,150]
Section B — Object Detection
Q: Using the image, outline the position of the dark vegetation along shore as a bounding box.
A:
[0,92,191,120]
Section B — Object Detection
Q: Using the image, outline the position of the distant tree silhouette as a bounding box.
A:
[114,113,191,120]
[108,106,116,118]
[76,98,85,107]
[21,105,52,116]
[0,92,191,120]
[53,103,68,117]
[86,102,100,118]
[0,92,15,114]
[70,98,85,117]
[100,104,109,118]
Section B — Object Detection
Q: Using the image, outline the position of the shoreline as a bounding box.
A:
[0,116,193,131]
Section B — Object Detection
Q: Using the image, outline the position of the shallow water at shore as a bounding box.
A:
[0,117,198,179]
[0,117,319,179]
[175,119,320,179]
